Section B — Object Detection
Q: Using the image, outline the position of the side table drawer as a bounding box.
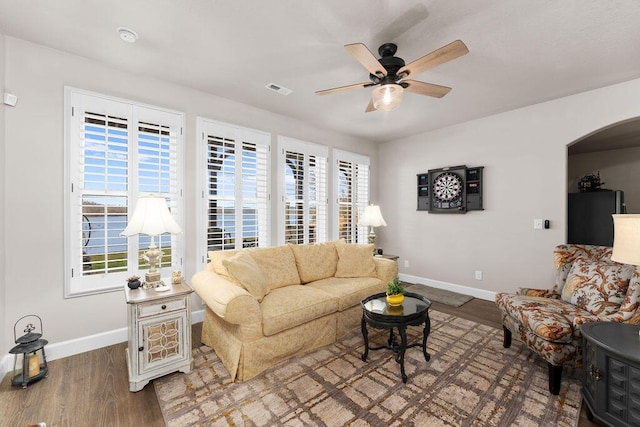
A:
[138,297,187,318]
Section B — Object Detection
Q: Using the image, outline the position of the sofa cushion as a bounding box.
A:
[307,277,384,311]
[288,241,338,283]
[260,285,338,336]
[335,243,376,278]
[562,257,634,316]
[248,245,301,291]
[207,250,240,278]
[222,251,269,302]
[495,293,592,343]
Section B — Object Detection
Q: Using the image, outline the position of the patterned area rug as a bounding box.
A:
[155,311,581,426]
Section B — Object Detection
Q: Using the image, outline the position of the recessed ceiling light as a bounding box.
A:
[117,27,139,43]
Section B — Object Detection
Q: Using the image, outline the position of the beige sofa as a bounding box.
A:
[191,241,398,381]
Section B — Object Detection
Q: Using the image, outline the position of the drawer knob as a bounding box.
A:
[589,364,602,381]
[161,304,167,310]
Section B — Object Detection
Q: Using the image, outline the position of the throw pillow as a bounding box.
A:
[562,257,634,316]
[207,250,240,278]
[335,243,376,278]
[247,245,301,291]
[222,251,268,302]
[288,241,339,283]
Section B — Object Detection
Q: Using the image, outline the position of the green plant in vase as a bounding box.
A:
[386,278,405,306]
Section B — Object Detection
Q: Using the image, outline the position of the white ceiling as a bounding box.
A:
[2,0,640,143]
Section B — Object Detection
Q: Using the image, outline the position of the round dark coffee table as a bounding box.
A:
[360,292,432,383]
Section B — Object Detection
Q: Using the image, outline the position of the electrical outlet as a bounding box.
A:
[404,260,409,268]
[475,270,483,280]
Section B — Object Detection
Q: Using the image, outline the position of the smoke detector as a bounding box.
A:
[265,83,292,96]
[117,27,139,43]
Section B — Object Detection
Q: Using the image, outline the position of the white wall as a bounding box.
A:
[0,33,7,362]
[2,37,377,355]
[378,78,640,296]
[568,146,640,213]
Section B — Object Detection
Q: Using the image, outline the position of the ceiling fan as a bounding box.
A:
[316,40,469,112]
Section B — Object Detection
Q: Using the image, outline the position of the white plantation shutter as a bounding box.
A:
[278,137,328,245]
[334,149,370,243]
[198,119,270,259]
[65,88,184,297]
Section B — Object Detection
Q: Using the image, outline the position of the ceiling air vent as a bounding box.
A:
[265,83,292,96]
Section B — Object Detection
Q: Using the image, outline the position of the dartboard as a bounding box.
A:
[433,172,463,202]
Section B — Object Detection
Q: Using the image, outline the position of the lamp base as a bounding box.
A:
[368,229,376,245]
[144,271,164,289]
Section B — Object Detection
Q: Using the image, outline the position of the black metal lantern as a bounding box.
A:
[9,315,49,388]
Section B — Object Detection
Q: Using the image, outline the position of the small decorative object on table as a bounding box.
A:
[386,278,405,306]
[127,275,141,289]
[172,270,183,285]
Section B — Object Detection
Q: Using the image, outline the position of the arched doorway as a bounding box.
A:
[566,118,640,245]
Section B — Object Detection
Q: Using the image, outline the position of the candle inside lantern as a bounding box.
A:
[28,354,40,377]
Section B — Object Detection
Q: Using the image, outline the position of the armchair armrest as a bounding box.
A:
[191,270,261,325]
[516,288,561,299]
[373,257,398,285]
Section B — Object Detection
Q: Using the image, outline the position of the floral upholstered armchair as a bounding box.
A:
[495,244,640,395]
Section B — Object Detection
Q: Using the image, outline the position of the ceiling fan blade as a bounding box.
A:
[344,43,387,77]
[403,80,452,98]
[365,99,375,113]
[315,82,373,96]
[398,40,469,78]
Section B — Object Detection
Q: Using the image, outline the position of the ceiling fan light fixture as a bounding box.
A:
[372,84,403,111]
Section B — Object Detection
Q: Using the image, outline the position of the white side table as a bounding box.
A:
[124,281,193,392]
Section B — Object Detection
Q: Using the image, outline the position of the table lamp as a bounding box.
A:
[359,204,387,245]
[121,195,182,288]
[612,214,640,266]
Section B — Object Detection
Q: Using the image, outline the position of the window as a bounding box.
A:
[277,136,328,245]
[197,119,270,263]
[334,149,370,243]
[64,88,184,297]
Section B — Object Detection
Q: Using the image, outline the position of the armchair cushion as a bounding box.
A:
[335,243,376,278]
[552,244,613,293]
[496,293,591,343]
[561,257,634,316]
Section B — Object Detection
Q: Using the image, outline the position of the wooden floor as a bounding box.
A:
[0,299,599,426]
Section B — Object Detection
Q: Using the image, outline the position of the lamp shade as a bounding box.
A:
[121,195,182,236]
[372,84,403,111]
[359,205,387,227]
[611,214,640,266]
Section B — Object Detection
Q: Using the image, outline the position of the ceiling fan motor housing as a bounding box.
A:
[370,43,406,85]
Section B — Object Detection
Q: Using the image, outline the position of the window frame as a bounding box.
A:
[277,136,329,245]
[195,118,271,269]
[333,149,370,243]
[64,87,185,298]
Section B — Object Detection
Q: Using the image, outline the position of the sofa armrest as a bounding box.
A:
[373,257,398,285]
[191,270,262,325]
[516,288,561,299]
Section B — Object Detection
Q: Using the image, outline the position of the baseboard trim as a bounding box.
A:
[398,273,496,302]
[1,308,205,381]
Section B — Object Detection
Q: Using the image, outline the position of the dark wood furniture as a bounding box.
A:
[360,292,431,383]
[582,322,640,426]
[375,253,399,261]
